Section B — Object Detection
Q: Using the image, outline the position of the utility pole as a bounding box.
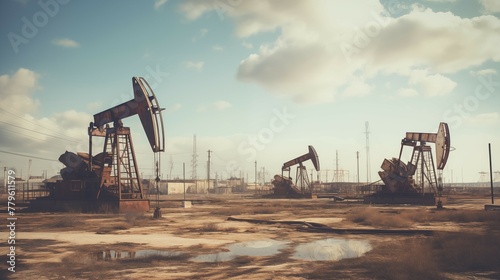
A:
[28,159,32,184]
[262,166,265,185]
[3,167,6,191]
[254,160,257,185]
[207,150,211,193]
[335,150,339,183]
[489,143,494,204]
[356,151,360,185]
[365,121,371,183]
[183,162,186,201]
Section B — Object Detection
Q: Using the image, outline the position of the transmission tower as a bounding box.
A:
[191,134,198,179]
[365,121,371,183]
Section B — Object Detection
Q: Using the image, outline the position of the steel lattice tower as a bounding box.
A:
[365,121,371,183]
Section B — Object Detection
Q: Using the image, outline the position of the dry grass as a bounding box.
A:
[96,222,131,234]
[47,216,84,228]
[347,207,500,229]
[348,208,413,228]
[433,231,500,272]
[364,238,441,280]
[362,231,500,279]
[124,212,148,225]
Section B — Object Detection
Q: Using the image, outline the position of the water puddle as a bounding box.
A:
[292,238,372,261]
[97,250,182,260]
[190,240,288,262]
[96,238,371,263]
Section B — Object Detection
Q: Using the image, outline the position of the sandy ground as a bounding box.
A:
[1,193,499,279]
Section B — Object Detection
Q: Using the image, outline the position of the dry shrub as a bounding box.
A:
[433,231,500,272]
[405,209,500,224]
[124,212,148,226]
[201,223,220,232]
[348,208,413,228]
[96,222,131,234]
[48,216,82,228]
[197,222,237,232]
[364,238,440,280]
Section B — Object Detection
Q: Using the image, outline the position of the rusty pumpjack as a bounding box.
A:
[365,122,451,206]
[271,145,320,198]
[35,77,165,212]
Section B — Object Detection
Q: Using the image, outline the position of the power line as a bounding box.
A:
[0,120,80,143]
[0,149,59,162]
[0,127,70,145]
[0,107,81,142]
[365,121,371,183]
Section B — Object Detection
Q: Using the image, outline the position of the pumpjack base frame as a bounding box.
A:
[363,193,447,206]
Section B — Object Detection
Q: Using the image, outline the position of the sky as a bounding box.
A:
[0,0,499,184]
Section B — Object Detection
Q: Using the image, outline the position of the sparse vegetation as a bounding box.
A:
[348,207,413,228]
[4,193,500,279]
[48,216,83,228]
[96,222,131,234]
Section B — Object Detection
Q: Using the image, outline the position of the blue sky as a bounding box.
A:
[0,0,499,184]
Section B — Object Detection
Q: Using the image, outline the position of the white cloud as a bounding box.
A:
[184,61,204,71]
[479,0,500,14]
[242,42,253,49]
[212,45,224,51]
[408,69,456,97]
[165,103,182,114]
[52,38,80,48]
[397,88,418,97]
[87,101,102,111]
[0,68,90,154]
[179,1,500,103]
[464,112,500,124]
[341,78,373,97]
[424,0,456,2]
[470,68,497,76]
[197,100,232,112]
[363,9,500,74]
[0,68,40,113]
[200,28,208,37]
[214,100,232,110]
[154,0,168,10]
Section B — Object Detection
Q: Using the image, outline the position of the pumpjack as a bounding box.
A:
[271,145,320,198]
[33,77,165,212]
[365,122,451,206]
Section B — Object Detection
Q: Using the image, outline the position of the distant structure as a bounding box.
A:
[335,150,339,182]
[191,134,198,179]
[365,121,371,183]
[478,171,488,182]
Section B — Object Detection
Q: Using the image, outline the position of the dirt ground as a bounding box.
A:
[1,193,500,280]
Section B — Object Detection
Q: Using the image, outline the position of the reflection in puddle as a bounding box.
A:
[190,240,288,262]
[96,239,371,263]
[97,250,182,260]
[292,238,372,261]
